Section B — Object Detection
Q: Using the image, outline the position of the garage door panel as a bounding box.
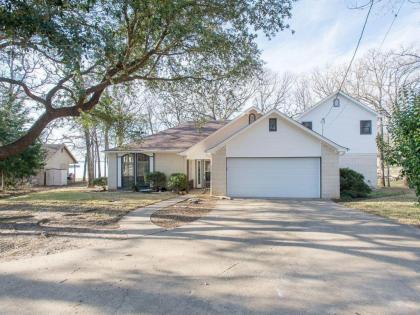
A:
[227,158,320,198]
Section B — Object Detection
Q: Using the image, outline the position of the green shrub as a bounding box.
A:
[146,171,167,191]
[92,177,107,191]
[340,168,371,199]
[168,173,187,193]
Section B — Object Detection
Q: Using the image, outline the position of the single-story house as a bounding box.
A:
[105,107,347,199]
[33,144,78,186]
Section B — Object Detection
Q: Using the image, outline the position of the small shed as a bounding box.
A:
[34,144,78,186]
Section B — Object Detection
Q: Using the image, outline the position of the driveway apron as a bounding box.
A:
[0,198,419,315]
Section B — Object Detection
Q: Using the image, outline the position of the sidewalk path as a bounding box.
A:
[118,194,190,238]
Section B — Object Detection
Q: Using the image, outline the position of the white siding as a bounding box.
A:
[107,153,117,190]
[45,169,67,186]
[183,110,262,159]
[154,153,186,178]
[340,153,377,187]
[299,94,377,154]
[45,148,75,170]
[117,155,122,188]
[299,94,378,186]
[226,114,322,157]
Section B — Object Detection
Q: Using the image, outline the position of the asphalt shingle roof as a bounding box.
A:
[108,120,229,152]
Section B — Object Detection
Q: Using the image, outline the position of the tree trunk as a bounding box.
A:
[104,127,110,177]
[0,170,4,191]
[94,128,101,178]
[82,153,87,182]
[379,117,386,187]
[84,128,95,187]
[386,131,391,187]
[93,147,96,179]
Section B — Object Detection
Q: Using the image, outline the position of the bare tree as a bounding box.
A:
[251,70,295,113]
[293,75,315,114]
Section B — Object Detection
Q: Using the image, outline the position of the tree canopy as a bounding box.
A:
[389,91,420,201]
[0,0,295,159]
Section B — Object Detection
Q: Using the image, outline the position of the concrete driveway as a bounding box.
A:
[1,199,419,314]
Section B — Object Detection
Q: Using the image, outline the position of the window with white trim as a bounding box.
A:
[360,120,372,135]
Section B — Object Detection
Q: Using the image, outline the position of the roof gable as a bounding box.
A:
[207,109,348,153]
[299,91,377,119]
[43,144,77,163]
[180,107,262,156]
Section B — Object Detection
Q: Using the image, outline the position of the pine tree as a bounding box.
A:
[0,93,45,189]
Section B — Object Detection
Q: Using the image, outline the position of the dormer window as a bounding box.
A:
[249,113,256,124]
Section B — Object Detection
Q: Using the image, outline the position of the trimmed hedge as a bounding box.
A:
[146,171,167,191]
[340,168,371,199]
[168,173,188,193]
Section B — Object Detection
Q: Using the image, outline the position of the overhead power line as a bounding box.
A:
[337,0,374,94]
[380,0,406,49]
[320,0,374,134]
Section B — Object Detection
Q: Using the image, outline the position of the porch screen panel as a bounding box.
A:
[136,153,150,187]
[121,154,135,188]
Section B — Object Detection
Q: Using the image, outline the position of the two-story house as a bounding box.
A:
[298,91,378,187]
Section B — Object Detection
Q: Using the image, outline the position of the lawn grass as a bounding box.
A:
[340,181,420,227]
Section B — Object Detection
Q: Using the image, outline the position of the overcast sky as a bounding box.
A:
[258,0,419,74]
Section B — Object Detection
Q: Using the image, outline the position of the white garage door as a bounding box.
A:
[227,157,321,198]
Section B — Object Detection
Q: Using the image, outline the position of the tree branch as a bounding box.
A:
[0,77,47,106]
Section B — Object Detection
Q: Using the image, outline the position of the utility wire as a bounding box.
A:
[379,0,405,49]
[337,0,374,94]
[321,0,375,133]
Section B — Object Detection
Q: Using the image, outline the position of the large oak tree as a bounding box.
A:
[0,0,295,160]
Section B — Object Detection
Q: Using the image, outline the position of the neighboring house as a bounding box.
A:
[298,91,378,187]
[105,107,347,199]
[33,144,78,186]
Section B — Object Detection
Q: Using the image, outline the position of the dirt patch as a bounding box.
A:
[0,188,174,261]
[150,196,215,228]
[0,235,79,262]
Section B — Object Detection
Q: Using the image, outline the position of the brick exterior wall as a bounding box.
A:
[210,146,227,196]
[321,144,340,199]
